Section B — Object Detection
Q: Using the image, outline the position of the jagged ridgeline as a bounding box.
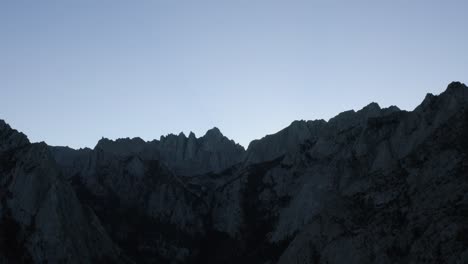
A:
[1,82,468,263]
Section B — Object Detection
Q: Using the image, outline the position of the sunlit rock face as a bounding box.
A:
[2,82,468,263]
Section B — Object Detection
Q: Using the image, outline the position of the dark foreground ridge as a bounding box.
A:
[1,82,468,263]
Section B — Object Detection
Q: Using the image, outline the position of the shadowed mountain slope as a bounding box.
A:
[1,82,468,263]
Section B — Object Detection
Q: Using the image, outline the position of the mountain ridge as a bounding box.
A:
[1,81,468,263]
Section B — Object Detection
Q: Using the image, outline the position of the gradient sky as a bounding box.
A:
[1,0,467,149]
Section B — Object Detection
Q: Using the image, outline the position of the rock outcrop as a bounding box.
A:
[1,82,468,263]
[0,121,128,263]
[53,126,245,178]
[156,127,245,175]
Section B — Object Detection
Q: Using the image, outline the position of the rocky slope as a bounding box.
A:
[0,121,129,263]
[1,81,468,263]
[92,127,245,176]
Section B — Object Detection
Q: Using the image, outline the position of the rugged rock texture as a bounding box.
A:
[0,121,128,263]
[156,127,245,175]
[53,127,245,177]
[1,82,468,263]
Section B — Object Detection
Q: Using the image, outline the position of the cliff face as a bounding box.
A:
[0,121,128,263]
[156,127,245,175]
[52,126,245,178]
[1,82,468,263]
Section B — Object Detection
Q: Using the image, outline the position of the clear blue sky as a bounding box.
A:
[1,0,467,149]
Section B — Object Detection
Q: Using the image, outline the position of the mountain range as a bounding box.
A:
[1,82,468,263]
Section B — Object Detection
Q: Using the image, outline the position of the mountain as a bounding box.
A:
[1,81,468,263]
[51,126,244,178]
[0,121,129,263]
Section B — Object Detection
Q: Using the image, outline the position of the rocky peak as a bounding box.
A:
[420,93,436,108]
[94,137,147,156]
[440,81,468,105]
[188,131,196,139]
[0,119,29,152]
[53,127,245,177]
[245,102,401,164]
[361,102,381,112]
[327,102,401,134]
[0,122,126,263]
[3,82,468,263]
[445,81,467,94]
[157,127,245,175]
[245,119,326,163]
[201,127,241,150]
[415,81,468,115]
[204,127,223,139]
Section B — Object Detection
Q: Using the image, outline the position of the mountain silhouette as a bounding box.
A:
[1,82,468,263]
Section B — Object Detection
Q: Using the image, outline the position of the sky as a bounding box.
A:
[1,0,467,149]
